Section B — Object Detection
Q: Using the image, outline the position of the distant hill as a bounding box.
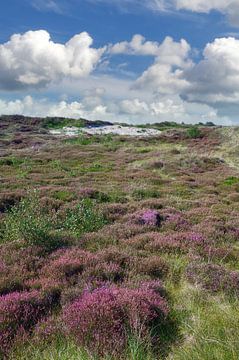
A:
[0,114,216,132]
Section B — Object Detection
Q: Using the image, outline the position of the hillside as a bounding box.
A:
[0,116,239,360]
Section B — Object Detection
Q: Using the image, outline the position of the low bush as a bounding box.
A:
[186,263,239,297]
[2,193,107,250]
[63,284,169,356]
[2,192,59,250]
[132,189,161,201]
[137,256,169,279]
[61,198,107,237]
[0,291,50,356]
[186,126,202,139]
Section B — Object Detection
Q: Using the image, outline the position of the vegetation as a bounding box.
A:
[186,126,202,139]
[0,115,238,359]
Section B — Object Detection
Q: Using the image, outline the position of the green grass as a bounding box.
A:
[132,188,161,200]
[169,283,239,360]
[11,338,157,360]
[223,177,239,186]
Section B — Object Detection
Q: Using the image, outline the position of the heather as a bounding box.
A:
[63,284,168,356]
[1,117,239,359]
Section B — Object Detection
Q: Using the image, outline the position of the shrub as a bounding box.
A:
[186,263,239,297]
[63,284,168,356]
[39,248,98,284]
[2,192,60,250]
[132,189,161,200]
[137,256,169,279]
[62,198,107,236]
[98,247,132,268]
[0,291,50,356]
[33,316,62,344]
[2,193,107,250]
[125,209,162,227]
[0,191,23,213]
[137,210,162,227]
[161,210,189,231]
[83,262,124,283]
[0,245,45,295]
[186,126,202,139]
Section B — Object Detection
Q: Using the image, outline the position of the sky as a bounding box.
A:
[1,0,239,124]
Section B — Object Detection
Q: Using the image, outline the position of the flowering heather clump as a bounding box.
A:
[137,256,169,279]
[146,233,186,253]
[0,263,26,295]
[146,231,205,254]
[125,278,166,297]
[0,291,50,355]
[162,212,189,231]
[200,246,239,262]
[186,206,212,224]
[123,233,155,250]
[40,248,98,282]
[139,210,162,226]
[82,223,149,249]
[83,262,124,283]
[33,316,62,343]
[77,187,101,199]
[101,203,129,222]
[98,247,132,269]
[0,245,44,295]
[26,277,63,301]
[63,284,169,356]
[128,209,162,227]
[186,263,239,296]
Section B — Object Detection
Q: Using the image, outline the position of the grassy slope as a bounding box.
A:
[0,118,239,359]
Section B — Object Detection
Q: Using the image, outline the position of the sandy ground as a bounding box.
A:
[50,125,161,137]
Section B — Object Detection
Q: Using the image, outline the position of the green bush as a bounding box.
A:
[62,198,107,236]
[2,193,107,249]
[186,126,202,139]
[2,191,59,250]
[223,177,239,186]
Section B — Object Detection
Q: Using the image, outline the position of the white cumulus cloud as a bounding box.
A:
[0,30,105,90]
[183,37,239,104]
[132,37,192,95]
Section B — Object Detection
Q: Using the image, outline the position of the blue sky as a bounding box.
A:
[1,0,239,124]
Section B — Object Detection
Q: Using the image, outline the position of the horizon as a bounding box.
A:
[1,1,239,125]
[0,114,221,127]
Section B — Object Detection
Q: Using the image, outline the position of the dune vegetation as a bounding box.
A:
[0,116,239,359]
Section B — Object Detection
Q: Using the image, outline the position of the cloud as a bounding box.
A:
[110,35,191,64]
[126,35,239,107]
[119,97,185,116]
[109,34,161,56]
[132,37,192,95]
[30,0,63,14]
[0,95,108,119]
[88,0,239,26]
[183,37,239,104]
[176,0,233,13]
[0,30,105,90]
[176,0,239,26]
[0,94,230,125]
[1,30,239,124]
[87,0,172,13]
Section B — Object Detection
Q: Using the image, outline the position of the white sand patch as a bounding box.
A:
[49,125,161,137]
[82,125,161,137]
[49,127,80,136]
